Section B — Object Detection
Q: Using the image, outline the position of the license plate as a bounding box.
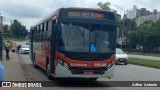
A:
[84,71,93,75]
[119,59,125,61]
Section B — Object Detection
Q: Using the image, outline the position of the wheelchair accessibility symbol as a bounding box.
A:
[90,44,97,52]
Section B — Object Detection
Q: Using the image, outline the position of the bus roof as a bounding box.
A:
[32,7,114,28]
[69,7,111,12]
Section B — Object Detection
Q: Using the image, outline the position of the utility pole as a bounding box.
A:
[0,13,3,60]
[113,5,125,48]
[0,13,3,33]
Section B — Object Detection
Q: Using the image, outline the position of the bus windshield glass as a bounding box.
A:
[59,22,115,53]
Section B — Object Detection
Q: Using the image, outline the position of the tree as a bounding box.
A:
[125,20,160,53]
[97,2,111,10]
[10,19,28,39]
[3,24,11,38]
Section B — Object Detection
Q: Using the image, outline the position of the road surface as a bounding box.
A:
[4,53,159,90]
[1,41,160,90]
[128,54,160,60]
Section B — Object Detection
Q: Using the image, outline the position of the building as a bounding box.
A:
[126,5,160,26]
[153,9,158,15]
[112,10,121,22]
[135,12,160,26]
[140,8,147,16]
[126,5,139,19]
[0,16,3,32]
[126,5,157,20]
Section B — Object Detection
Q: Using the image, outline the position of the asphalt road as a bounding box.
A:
[3,41,159,90]
[21,54,160,81]
[17,53,160,90]
[128,54,160,60]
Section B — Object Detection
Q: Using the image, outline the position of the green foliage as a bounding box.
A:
[117,18,137,47]
[125,20,160,51]
[3,19,28,40]
[123,18,137,36]
[129,58,160,69]
[97,2,111,10]
[3,24,11,38]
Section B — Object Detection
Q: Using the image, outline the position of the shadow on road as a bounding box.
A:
[52,79,111,87]
[32,65,112,87]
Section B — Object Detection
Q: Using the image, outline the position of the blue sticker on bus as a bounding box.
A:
[90,44,97,52]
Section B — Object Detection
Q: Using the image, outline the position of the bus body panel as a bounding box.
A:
[30,7,116,79]
[55,63,115,78]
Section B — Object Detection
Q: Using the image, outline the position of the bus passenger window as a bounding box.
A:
[45,31,50,39]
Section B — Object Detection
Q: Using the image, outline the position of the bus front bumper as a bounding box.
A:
[55,63,115,79]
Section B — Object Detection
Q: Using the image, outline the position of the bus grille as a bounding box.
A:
[69,68,107,75]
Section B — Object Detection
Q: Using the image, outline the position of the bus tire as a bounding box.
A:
[33,60,38,68]
[46,63,52,80]
[33,53,38,68]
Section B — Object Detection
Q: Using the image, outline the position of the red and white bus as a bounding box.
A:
[30,7,117,80]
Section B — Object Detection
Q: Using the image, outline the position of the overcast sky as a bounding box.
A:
[0,0,160,30]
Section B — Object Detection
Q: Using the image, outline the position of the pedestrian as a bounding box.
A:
[16,45,21,54]
[5,40,10,60]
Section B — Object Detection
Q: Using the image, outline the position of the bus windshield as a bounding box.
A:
[59,22,115,53]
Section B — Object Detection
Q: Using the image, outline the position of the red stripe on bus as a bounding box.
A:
[56,51,115,68]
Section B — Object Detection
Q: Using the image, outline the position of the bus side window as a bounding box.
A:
[35,27,38,42]
[45,32,48,39]
[45,21,49,39]
[37,25,40,42]
[42,23,45,41]
[39,24,43,41]
[45,20,52,39]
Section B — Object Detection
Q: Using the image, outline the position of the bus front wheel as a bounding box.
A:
[46,64,52,80]
[33,54,38,68]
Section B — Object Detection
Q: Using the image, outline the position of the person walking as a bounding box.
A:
[5,40,10,60]
[16,45,21,54]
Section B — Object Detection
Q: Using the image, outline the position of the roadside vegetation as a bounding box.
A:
[129,58,160,69]
[3,19,28,41]
[127,52,160,57]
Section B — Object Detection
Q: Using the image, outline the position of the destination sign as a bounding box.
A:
[67,11,106,19]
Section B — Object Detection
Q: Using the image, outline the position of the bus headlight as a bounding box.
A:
[112,60,115,65]
[64,62,69,69]
[58,59,62,65]
[57,59,69,69]
[107,61,115,70]
[107,63,112,69]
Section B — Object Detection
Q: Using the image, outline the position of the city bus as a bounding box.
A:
[30,7,117,80]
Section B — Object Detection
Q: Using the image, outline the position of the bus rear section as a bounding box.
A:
[31,8,116,80]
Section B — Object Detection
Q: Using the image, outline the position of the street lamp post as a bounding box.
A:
[0,13,3,32]
[113,5,125,48]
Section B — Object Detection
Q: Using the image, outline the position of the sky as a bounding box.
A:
[0,0,160,30]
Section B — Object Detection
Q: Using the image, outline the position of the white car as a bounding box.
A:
[19,45,29,54]
[115,48,128,65]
